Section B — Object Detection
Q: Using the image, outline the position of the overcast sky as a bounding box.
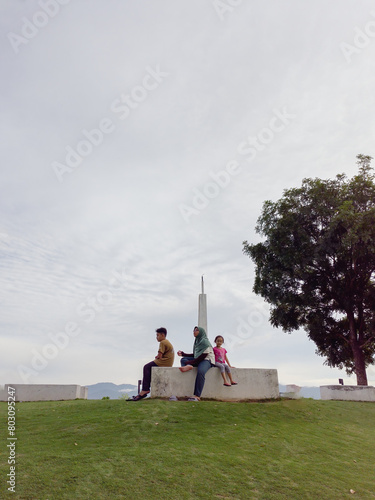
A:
[2,0,375,389]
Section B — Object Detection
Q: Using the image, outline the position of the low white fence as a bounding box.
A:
[0,384,88,402]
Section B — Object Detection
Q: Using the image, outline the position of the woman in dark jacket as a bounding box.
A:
[177,326,215,401]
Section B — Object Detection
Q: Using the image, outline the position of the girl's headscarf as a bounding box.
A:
[193,327,212,358]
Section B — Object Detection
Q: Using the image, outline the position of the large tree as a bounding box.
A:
[243,155,375,385]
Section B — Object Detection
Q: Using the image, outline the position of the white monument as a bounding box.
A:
[198,275,207,333]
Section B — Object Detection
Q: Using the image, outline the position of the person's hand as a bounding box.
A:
[177,350,183,356]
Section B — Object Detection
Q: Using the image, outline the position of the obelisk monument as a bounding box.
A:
[198,275,207,333]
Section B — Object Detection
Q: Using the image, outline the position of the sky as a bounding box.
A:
[1,0,375,389]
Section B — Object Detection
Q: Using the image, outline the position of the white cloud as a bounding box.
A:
[1,0,375,388]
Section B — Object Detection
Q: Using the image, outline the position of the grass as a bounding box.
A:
[1,398,375,499]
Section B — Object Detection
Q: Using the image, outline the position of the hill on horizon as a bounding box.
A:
[86,382,138,400]
[279,384,321,399]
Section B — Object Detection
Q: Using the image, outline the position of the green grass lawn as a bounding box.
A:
[1,398,374,499]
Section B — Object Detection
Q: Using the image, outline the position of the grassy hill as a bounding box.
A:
[1,398,374,499]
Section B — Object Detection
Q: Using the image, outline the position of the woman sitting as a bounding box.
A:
[177,326,215,401]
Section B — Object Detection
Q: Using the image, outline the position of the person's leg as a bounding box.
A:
[194,360,212,398]
[180,357,195,372]
[181,357,195,366]
[216,362,230,385]
[141,361,157,394]
[225,365,237,385]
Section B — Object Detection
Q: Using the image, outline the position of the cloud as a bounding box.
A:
[1,0,375,387]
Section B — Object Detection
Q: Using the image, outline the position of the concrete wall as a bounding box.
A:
[150,367,279,401]
[320,385,375,402]
[0,384,88,402]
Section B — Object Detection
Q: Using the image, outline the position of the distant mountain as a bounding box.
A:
[87,382,138,400]
[299,387,321,399]
[279,385,321,399]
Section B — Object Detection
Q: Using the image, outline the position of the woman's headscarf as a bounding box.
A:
[193,327,212,358]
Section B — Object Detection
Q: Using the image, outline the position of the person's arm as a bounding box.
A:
[155,342,165,359]
[178,351,194,357]
[183,353,208,365]
[225,354,232,367]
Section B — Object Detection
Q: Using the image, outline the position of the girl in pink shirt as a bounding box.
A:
[213,335,237,386]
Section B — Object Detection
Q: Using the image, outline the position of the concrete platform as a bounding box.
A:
[320,385,375,402]
[0,384,88,402]
[150,367,279,401]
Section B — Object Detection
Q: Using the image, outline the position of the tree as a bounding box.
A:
[243,155,375,385]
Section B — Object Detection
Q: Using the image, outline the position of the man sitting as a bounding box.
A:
[130,327,174,401]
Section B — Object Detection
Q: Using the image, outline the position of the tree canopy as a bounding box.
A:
[243,155,375,385]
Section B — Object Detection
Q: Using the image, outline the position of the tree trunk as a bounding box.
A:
[348,314,368,385]
[352,343,368,385]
